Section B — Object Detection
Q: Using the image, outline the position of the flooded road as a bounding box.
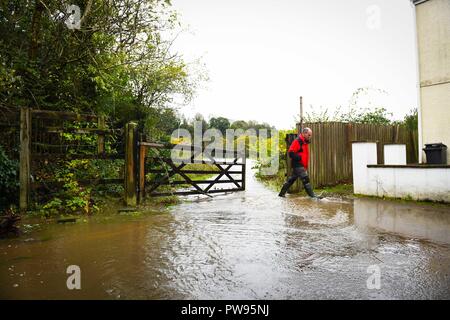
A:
[1,165,450,299]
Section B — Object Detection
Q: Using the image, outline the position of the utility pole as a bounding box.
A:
[299,96,303,132]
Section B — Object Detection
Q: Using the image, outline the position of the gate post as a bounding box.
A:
[138,143,147,203]
[242,151,246,190]
[124,122,137,206]
[19,107,31,213]
[97,115,105,155]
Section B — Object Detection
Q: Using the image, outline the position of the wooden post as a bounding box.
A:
[97,115,105,155]
[297,97,304,192]
[138,144,147,202]
[19,107,31,213]
[299,96,303,131]
[241,151,246,190]
[395,124,400,143]
[124,122,137,207]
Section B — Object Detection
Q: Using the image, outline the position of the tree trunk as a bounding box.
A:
[29,1,44,61]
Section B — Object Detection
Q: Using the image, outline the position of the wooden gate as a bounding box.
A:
[137,141,246,200]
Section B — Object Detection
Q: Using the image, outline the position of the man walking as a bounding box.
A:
[278,127,321,198]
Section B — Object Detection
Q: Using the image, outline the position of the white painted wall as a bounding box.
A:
[384,144,407,165]
[352,142,377,195]
[366,167,450,202]
[352,142,450,202]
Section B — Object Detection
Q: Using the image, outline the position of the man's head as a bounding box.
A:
[301,127,312,142]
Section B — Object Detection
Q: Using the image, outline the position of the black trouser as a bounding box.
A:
[279,166,315,197]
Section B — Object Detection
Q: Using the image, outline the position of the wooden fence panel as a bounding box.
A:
[294,122,418,188]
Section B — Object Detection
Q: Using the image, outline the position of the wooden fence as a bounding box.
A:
[286,122,418,189]
[0,107,246,212]
[0,107,126,212]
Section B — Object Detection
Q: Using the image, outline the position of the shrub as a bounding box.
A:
[0,145,19,211]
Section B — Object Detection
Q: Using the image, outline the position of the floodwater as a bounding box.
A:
[1,165,450,299]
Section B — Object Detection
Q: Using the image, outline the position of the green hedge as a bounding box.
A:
[0,145,18,211]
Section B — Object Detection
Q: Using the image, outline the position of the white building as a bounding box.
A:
[413,0,450,163]
[351,0,450,202]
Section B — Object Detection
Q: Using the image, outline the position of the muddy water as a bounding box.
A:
[1,165,450,299]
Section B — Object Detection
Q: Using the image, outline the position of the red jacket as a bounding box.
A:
[288,135,309,169]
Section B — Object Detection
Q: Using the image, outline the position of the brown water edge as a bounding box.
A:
[1,166,450,299]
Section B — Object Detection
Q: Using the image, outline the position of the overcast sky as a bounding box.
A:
[171,0,419,129]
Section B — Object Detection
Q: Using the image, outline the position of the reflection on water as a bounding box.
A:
[354,198,450,245]
[1,163,450,299]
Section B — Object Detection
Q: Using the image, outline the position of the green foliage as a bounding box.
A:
[230,120,249,130]
[354,107,392,125]
[39,160,94,217]
[0,0,203,215]
[304,105,393,125]
[400,108,418,130]
[229,120,273,136]
[35,128,123,216]
[178,115,273,139]
[38,157,124,217]
[209,117,230,135]
[0,145,19,211]
[0,0,203,128]
[277,129,296,155]
[302,106,339,123]
[303,87,393,124]
[254,157,287,190]
[144,107,181,142]
[340,87,390,123]
[253,129,295,182]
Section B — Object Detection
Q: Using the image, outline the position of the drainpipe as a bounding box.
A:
[411,1,423,163]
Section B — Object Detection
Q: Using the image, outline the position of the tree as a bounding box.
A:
[208,117,230,135]
[194,113,207,129]
[355,107,392,125]
[303,105,340,123]
[401,108,418,130]
[179,115,194,136]
[230,120,248,130]
[338,87,391,124]
[144,107,181,142]
[303,87,393,124]
[0,0,203,131]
